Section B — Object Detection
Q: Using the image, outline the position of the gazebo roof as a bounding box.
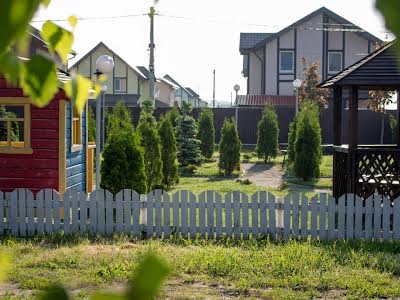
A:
[319,41,400,89]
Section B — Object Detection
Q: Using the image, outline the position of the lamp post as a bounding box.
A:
[234,84,240,129]
[101,84,108,152]
[292,79,302,114]
[95,55,114,189]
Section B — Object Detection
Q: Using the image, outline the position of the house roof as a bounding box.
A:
[185,87,199,98]
[239,33,273,54]
[137,66,179,89]
[237,95,296,106]
[251,7,382,51]
[163,74,193,96]
[68,41,146,80]
[319,40,400,88]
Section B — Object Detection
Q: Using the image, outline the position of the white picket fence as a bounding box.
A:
[1,188,400,241]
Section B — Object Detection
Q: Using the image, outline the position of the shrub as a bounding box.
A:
[256,105,279,162]
[106,101,133,139]
[137,106,163,191]
[181,164,197,176]
[175,101,202,166]
[293,101,322,180]
[166,105,180,128]
[87,105,96,142]
[101,102,146,194]
[158,115,179,188]
[287,116,298,163]
[197,108,215,159]
[219,118,241,176]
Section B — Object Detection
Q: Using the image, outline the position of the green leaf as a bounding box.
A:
[41,21,74,63]
[64,74,92,114]
[128,253,170,300]
[20,54,58,107]
[376,0,400,37]
[0,51,21,85]
[0,0,43,55]
[37,285,69,300]
[0,253,11,283]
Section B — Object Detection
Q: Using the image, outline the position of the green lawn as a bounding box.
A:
[1,236,400,299]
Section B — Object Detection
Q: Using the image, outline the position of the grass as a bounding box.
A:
[1,235,400,299]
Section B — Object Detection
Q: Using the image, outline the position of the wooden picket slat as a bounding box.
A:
[189,192,196,239]
[268,192,276,238]
[105,190,113,235]
[18,189,27,236]
[26,190,35,236]
[123,190,132,234]
[63,191,71,235]
[37,190,45,235]
[215,192,222,238]
[79,191,87,233]
[233,191,241,239]
[354,195,363,240]
[71,191,79,234]
[173,192,179,236]
[155,190,163,238]
[328,195,336,240]
[44,189,53,233]
[115,191,123,233]
[310,196,318,240]
[319,193,327,240]
[259,192,267,235]
[96,190,105,234]
[283,195,291,239]
[373,196,382,240]
[364,196,373,240]
[132,191,140,236]
[225,193,232,237]
[292,193,299,238]
[242,193,249,239]
[337,195,346,240]
[346,194,354,240]
[147,191,154,238]
[300,195,308,239]
[251,193,259,238]
[207,191,215,238]
[89,190,97,234]
[393,198,400,240]
[53,191,61,233]
[181,191,189,237]
[382,197,390,240]
[199,192,206,237]
[163,192,171,239]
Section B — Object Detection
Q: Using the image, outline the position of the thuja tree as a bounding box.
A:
[256,104,279,162]
[175,101,202,166]
[158,115,179,188]
[219,118,241,176]
[137,101,163,191]
[101,102,147,194]
[287,116,297,163]
[293,101,322,180]
[197,108,215,159]
[166,105,181,128]
[87,105,96,142]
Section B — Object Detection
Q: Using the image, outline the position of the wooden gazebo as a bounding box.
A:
[319,41,400,200]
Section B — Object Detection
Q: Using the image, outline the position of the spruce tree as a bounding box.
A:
[287,116,298,163]
[137,102,163,191]
[158,115,179,188]
[293,101,322,180]
[101,102,147,194]
[219,118,241,176]
[175,101,202,166]
[197,108,215,159]
[256,105,279,162]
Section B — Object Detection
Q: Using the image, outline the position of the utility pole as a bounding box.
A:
[148,6,156,107]
[212,69,215,108]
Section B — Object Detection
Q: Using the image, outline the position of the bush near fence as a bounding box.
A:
[1,189,400,241]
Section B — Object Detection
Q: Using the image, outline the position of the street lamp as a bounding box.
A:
[234,84,240,129]
[95,55,114,189]
[292,79,302,114]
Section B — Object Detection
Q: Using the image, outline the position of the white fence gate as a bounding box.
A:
[1,189,400,240]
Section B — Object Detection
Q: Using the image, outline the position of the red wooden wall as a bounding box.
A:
[0,76,65,193]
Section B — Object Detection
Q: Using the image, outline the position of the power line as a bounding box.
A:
[30,13,146,23]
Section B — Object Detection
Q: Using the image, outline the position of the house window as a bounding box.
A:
[328,52,342,74]
[114,78,127,93]
[279,50,294,73]
[71,106,82,148]
[0,99,32,154]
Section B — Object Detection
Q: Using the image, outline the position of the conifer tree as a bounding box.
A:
[137,101,163,191]
[175,101,202,166]
[287,116,298,163]
[219,118,241,176]
[197,108,215,159]
[256,105,279,162]
[158,115,179,188]
[293,101,322,180]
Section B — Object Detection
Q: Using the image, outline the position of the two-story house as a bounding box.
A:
[163,75,205,108]
[239,7,382,105]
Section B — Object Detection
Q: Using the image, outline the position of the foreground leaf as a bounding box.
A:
[64,74,92,114]
[376,0,400,54]
[37,284,69,300]
[41,21,74,63]
[128,253,170,300]
[0,0,43,55]
[0,253,10,283]
[0,51,21,85]
[20,54,58,107]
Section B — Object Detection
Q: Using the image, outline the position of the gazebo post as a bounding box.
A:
[333,86,343,145]
[348,86,359,193]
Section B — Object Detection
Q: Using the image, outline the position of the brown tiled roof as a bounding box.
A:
[237,95,295,106]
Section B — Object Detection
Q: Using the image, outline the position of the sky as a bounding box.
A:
[33,0,391,106]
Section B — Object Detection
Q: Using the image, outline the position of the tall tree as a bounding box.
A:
[256,105,279,162]
[219,118,241,176]
[158,115,179,188]
[297,57,330,110]
[197,108,215,159]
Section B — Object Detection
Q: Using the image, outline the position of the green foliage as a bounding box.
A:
[181,164,197,176]
[197,108,215,159]
[219,119,241,176]
[158,116,179,188]
[0,106,20,142]
[176,102,202,167]
[101,103,146,194]
[37,284,69,300]
[137,109,163,191]
[287,116,298,163]
[256,105,279,162]
[88,106,96,143]
[64,74,93,114]
[293,101,322,180]
[165,106,180,128]
[390,114,398,144]
[376,1,400,54]
[41,20,74,63]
